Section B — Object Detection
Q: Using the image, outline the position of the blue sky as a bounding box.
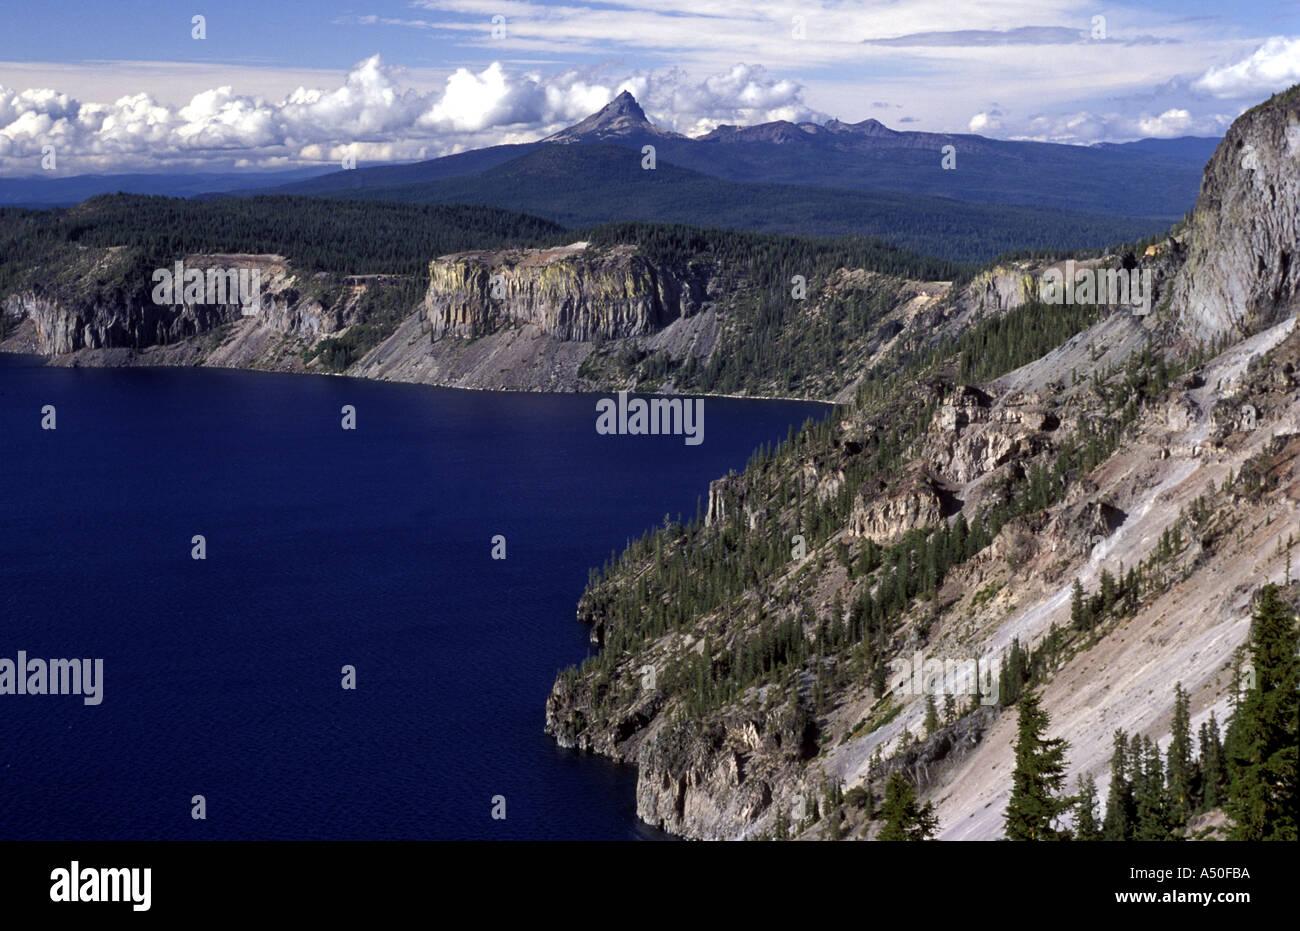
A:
[2,0,1298,174]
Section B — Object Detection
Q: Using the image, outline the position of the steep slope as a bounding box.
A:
[543,86,1300,841]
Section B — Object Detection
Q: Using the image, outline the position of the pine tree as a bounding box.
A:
[1199,713,1225,811]
[1133,736,1171,840]
[1166,682,1194,830]
[1225,584,1299,840]
[1073,773,1102,841]
[1003,690,1072,840]
[1099,568,1117,616]
[1070,578,1088,632]
[1102,729,1133,840]
[772,807,790,841]
[924,694,940,737]
[878,771,938,840]
[968,657,984,713]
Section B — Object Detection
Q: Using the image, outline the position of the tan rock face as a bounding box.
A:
[958,266,1036,317]
[425,242,708,341]
[926,387,1054,485]
[848,478,942,544]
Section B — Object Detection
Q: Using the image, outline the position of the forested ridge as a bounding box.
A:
[0,195,977,390]
[567,306,1209,723]
[303,143,1172,263]
[0,194,968,285]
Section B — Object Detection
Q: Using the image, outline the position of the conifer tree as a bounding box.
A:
[1102,728,1133,840]
[1099,569,1117,616]
[1003,690,1072,840]
[1070,579,1088,632]
[1073,773,1102,841]
[1225,584,1299,840]
[924,694,940,737]
[1167,682,1194,829]
[878,771,938,841]
[1133,736,1171,840]
[1199,713,1225,811]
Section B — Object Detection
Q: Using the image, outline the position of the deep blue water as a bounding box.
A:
[0,356,825,839]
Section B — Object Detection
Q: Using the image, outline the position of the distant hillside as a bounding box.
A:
[0,168,337,207]
[224,144,538,198]
[276,143,1170,263]
[1092,136,1222,165]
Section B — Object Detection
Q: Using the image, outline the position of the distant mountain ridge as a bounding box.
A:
[256,92,1216,223]
[277,142,1170,263]
[0,167,336,207]
[2,93,1220,227]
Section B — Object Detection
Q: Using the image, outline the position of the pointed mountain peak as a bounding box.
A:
[544,91,680,144]
[603,90,646,121]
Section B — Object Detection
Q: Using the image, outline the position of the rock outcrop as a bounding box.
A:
[634,707,813,839]
[5,254,351,355]
[425,242,709,341]
[1170,86,1300,341]
[849,475,943,544]
[927,387,1053,484]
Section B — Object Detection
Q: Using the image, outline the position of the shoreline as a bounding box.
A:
[0,345,841,407]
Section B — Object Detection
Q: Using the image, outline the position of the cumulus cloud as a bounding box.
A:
[968,110,1002,133]
[1194,36,1300,99]
[0,55,823,173]
[1017,107,1231,143]
[1136,108,1196,137]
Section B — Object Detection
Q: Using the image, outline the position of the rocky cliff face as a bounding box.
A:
[424,242,709,341]
[925,387,1056,485]
[4,254,347,355]
[1170,86,1300,341]
[848,475,943,544]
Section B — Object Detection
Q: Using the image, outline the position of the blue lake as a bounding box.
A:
[0,355,825,839]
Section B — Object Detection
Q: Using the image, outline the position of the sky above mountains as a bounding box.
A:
[1,0,1298,175]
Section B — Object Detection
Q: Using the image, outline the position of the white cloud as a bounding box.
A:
[1015,107,1231,143]
[1195,36,1300,99]
[1136,108,1195,137]
[418,62,549,131]
[0,55,826,174]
